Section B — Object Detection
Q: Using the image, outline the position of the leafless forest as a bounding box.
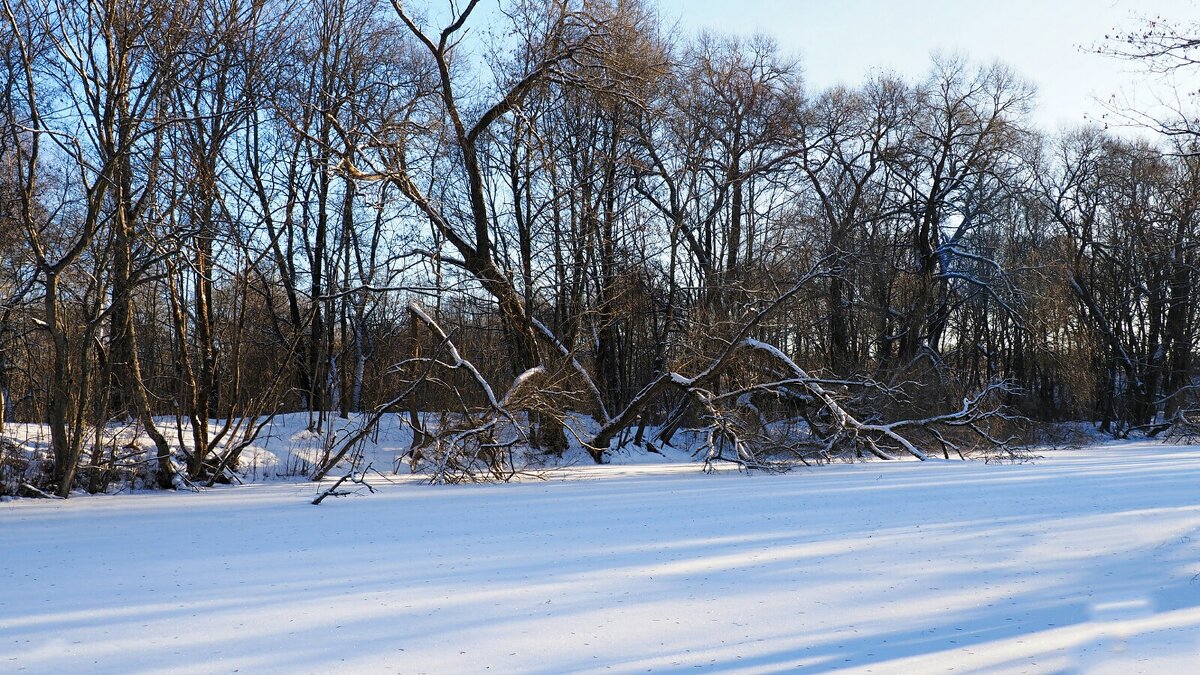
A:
[2,0,1199,495]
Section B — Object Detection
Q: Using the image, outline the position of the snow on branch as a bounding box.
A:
[585,257,1014,466]
[398,303,563,483]
[312,464,378,505]
[407,302,506,413]
[531,317,610,423]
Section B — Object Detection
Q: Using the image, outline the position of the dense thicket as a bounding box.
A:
[2,0,1198,493]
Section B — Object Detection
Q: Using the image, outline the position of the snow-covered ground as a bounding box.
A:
[2,440,1200,673]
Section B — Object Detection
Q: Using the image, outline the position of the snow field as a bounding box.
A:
[2,442,1200,673]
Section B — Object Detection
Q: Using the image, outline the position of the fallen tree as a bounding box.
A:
[307,258,1019,483]
[311,302,575,484]
[579,263,1018,467]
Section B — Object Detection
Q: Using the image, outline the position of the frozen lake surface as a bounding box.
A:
[2,441,1199,673]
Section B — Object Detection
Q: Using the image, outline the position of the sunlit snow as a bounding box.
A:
[2,439,1199,672]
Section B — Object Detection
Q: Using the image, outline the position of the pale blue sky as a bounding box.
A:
[654,0,1200,130]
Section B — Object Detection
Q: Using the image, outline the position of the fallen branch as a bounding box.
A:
[19,482,64,499]
[312,464,378,505]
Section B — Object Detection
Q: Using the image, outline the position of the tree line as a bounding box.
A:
[1,0,1198,494]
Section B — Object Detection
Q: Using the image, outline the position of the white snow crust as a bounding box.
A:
[2,439,1200,672]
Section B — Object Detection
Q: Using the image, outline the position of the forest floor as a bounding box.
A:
[2,426,1200,672]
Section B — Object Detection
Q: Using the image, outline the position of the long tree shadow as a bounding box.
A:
[3,444,1200,672]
